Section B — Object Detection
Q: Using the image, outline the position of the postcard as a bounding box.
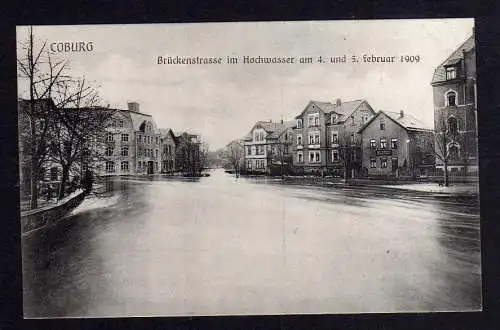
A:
[17,19,480,318]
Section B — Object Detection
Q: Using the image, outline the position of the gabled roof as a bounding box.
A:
[248,120,294,140]
[128,111,158,132]
[295,99,367,122]
[159,128,176,140]
[431,34,475,85]
[358,110,432,133]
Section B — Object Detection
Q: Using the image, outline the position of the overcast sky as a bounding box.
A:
[17,19,474,150]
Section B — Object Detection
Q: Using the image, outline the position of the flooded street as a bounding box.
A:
[22,169,481,317]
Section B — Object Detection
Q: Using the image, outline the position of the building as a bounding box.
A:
[292,99,376,177]
[431,31,478,175]
[359,110,435,178]
[97,102,162,175]
[242,120,295,174]
[159,128,177,173]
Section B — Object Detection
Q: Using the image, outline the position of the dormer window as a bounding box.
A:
[297,119,302,128]
[331,114,337,124]
[446,67,457,80]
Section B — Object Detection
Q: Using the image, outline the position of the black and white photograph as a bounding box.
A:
[17,19,481,318]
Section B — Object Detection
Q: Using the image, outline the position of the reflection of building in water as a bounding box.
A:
[431,29,478,175]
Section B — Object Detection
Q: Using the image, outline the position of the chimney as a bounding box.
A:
[400,110,404,118]
[336,98,341,106]
[127,102,140,112]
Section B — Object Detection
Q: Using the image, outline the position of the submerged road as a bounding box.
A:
[22,169,481,317]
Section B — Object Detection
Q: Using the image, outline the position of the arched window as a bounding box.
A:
[447,142,460,161]
[446,91,457,106]
[447,117,458,134]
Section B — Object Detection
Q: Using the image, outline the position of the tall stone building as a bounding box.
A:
[292,99,375,177]
[431,30,478,175]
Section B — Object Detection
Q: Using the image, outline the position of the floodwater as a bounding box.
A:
[22,169,481,317]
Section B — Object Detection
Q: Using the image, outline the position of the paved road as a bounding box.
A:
[22,169,481,317]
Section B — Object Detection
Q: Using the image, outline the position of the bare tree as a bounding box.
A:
[337,131,357,182]
[226,141,244,177]
[17,26,71,209]
[48,78,112,199]
[434,112,456,187]
[175,134,207,176]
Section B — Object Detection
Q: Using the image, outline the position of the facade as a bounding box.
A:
[359,111,435,177]
[431,31,478,175]
[243,120,295,174]
[97,102,162,176]
[292,99,376,177]
[159,128,177,173]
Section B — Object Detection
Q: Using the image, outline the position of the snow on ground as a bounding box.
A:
[380,183,478,194]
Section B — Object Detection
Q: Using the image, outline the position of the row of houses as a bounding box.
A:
[18,99,201,200]
[227,31,478,179]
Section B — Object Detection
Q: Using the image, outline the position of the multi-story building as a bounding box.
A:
[242,120,295,174]
[159,128,177,173]
[292,99,375,176]
[359,110,435,178]
[98,102,162,175]
[431,30,478,175]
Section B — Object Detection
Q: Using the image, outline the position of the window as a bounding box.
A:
[381,158,387,168]
[297,152,304,164]
[121,146,129,157]
[247,146,252,156]
[256,160,265,169]
[121,134,129,142]
[297,135,302,145]
[309,134,314,145]
[448,142,460,160]
[118,120,124,127]
[256,145,264,155]
[309,151,320,163]
[105,145,114,156]
[370,158,377,168]
[380,138,387,149]
[370,139,376,149]
[284,145,289,154]
[350,133,355,144]
[155,149,158,158]
[351,116,356,126]
[314,133,320,144]
[105,161,115,172]
[247,160,252,169]
[106,132,114,142]
[155,162,158,171]
[331,114,337,124]
[332,150,339,162]
[50,167,58,181]
[309,133,320,145]
[121,161,129,171]
[380,120,385,131]
[111,120,116,127]
[446,91,457,106]
[137,135,141,142]
[308,113,319,127]
[448,117,458,134]
[332,131,339,144]
[391,138,398,149]
[446,67,457,80]
[297,119,302,128]
[156,137,159,144]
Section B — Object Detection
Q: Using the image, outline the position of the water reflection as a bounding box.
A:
[22,169,481,317]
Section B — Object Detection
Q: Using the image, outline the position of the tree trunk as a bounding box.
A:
[443,161,449,187]
[58,165,70,199]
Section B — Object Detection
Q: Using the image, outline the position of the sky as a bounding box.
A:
[17,19,474,150]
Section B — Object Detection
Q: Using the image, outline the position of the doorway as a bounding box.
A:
[147,161,154,174]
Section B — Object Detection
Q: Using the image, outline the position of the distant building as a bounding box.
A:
[243,120,295,174]
[97,102,162,175]
[224,139,245,173]
[358,110,435,177]
[431,31,477,175]
[292,99,376,177]
[159,128,177,173]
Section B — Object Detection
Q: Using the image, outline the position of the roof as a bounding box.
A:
[431,34,475,85]
[18,98,56,113]
[358,110,432,133]
[127,111,158,132]
[158,128,176,139]
[295,99,366,122]
[248,120,294,139]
